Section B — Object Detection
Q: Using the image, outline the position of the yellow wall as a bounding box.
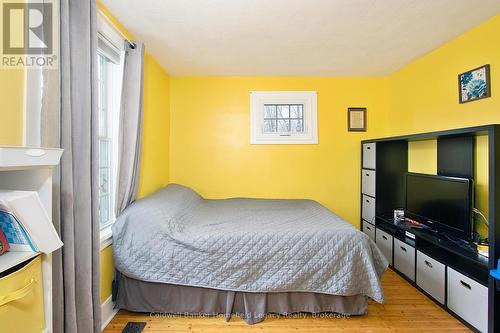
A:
[137,54,170,198]
[385,15,500,135]
[408,140,437,175]
[170,77,388,226]
[0,69,24,145]
[98,3,171,302]
[0,0,25,145]
[475,135,489,236]
[100,245,114,303]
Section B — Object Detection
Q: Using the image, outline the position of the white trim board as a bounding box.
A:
[101,295,119,332]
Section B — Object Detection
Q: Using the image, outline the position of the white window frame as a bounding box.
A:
[250,91,318,144]
[97,11,125,249]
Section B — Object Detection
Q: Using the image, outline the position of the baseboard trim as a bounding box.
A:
[101,295,119,331]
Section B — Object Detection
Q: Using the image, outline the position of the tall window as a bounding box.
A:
[97,18,124,231]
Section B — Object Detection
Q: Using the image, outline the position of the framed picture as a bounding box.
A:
[348,107,366,132]
[458,64,491,104]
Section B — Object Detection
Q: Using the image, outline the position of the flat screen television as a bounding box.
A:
[405,173,473,241]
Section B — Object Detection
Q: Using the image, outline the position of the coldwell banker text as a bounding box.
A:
[1,1,57,68]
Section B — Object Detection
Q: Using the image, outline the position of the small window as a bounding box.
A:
[97,15,124,230]
[250,91,317,144]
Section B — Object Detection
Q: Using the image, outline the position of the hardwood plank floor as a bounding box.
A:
[103,269,470,332]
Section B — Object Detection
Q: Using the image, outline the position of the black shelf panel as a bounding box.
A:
[437,135,474,178]
[362,124,496,144]
[375,141,407,216]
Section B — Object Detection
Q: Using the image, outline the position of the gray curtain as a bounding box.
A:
[115,42,145,216]
[42,0,101,332]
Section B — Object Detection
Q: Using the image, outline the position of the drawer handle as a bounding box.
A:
[460,280,471,290]
[365,173,370,177]
[382,235,388,240]
[366,226,371,231]
[0,278,36,307]
[367,146,371,150]
[424,260,433,269]
[366,199,369,203]
[400,246,407,252]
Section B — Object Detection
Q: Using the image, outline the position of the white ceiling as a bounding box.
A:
[101,0,500,76]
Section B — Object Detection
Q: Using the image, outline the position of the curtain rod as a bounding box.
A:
[98,10,137,49]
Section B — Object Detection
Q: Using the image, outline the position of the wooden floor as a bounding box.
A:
[103,269,470,332]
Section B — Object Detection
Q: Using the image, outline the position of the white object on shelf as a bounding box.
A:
[447,267,488,332]
[0,146,62,333]
[362,143,376,169]
[362,194,375,222]
[0,146,62,169]
[0,191,63,253]
[375,228,393,266]
[361,169,376,197]
[416,250,445,304]
[393,238,415,281]
[362,221,375,241]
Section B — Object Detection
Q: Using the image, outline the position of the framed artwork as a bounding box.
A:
[458,64,491,104]
[348,107,366,132]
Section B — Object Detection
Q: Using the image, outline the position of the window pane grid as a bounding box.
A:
[262,104,304,134]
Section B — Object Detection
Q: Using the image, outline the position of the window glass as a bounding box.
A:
[97,40,122,229]
[262,104,304,134]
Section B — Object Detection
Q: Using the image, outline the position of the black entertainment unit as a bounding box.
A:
[360,125,500,333]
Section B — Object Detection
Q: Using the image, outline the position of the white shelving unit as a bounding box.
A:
[0,146,63,333]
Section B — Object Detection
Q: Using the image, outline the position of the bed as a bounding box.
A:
[112,184,388,324]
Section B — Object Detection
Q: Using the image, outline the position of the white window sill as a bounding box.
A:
[100,225,113,250]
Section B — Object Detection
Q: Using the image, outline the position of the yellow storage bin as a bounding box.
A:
[0,256,45,333]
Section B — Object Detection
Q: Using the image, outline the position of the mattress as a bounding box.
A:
[112,184,388,302]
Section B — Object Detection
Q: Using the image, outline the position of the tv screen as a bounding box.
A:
[405,173,473,240]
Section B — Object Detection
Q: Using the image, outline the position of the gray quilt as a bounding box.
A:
[112,184,388,303]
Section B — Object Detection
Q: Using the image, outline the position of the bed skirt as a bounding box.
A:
[115,273,368,324]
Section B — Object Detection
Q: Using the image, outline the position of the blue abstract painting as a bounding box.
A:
[459,65,491,103]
